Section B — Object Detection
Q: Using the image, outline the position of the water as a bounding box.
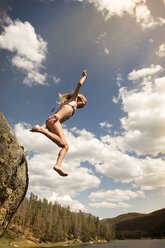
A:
[48,239,165,248]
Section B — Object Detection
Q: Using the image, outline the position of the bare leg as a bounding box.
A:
[54,145,69,176]
[30,123,69,176]
[30,125,63,147]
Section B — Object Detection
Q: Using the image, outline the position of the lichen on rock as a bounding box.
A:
[0,112,28,236]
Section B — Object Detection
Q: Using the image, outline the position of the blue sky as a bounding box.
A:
[0,0,165,219]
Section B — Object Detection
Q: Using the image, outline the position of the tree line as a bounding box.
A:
[8,193,115,243]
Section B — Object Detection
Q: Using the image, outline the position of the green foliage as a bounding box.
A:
[8,193,114,243]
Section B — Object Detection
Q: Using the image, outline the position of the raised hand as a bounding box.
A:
[82,69,87,78]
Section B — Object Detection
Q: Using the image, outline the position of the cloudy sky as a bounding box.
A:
[0,0,165,219]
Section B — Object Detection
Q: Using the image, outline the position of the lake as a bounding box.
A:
[49,239,165,248]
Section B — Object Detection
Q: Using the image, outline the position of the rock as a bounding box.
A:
[9,244,19,247]
[0,112,28,236]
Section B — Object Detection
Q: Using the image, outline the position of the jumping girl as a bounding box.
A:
[30,70,87,177]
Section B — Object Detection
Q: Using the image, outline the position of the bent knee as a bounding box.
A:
[65,143,69,151]
[60,141,69,150]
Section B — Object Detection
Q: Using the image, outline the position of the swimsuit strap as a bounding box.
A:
[68,101,77,110]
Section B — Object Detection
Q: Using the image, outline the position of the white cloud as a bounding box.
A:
[135,3,165,29]
[53,76,61,84]
[155,77,165,92]
[135,170,165,190]
[12,55,35,71]
[128,64,163,80]
[156,43,165,57]
[114,72,165,157]
[89,189,145,202]
[23,71,47,85]
[88,188,144,209]
[96,155,165,190]
[86,0,138,20]
[100,65,165,188]
[89,201,129,209]
[0,16,48,86]
[50,194,88,212]
[99,122,112,129]
[77,0,165,30]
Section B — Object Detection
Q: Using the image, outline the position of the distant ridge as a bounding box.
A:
[105,212,143,225]
[105,208,165,239]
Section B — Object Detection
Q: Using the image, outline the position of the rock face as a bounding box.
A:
[0,112,28,236]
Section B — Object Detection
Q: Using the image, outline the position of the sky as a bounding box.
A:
[0,0,165,219]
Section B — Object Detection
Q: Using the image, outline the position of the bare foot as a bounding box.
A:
[29,125,41,132]
[54,165,68,177]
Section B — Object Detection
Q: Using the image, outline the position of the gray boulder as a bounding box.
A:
[0,112,28,236]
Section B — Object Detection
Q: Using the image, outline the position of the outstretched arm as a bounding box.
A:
[72,70,87,99]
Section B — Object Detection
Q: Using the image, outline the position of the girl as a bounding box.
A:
[30,70,87,177]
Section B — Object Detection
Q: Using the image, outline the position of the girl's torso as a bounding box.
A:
[55,100,77,123]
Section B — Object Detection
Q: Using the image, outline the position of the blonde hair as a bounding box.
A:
[57,93,87,106]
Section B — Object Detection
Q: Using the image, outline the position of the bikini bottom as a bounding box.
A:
[46,114,60,130]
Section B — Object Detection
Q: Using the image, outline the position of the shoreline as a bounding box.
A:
[0,237,108,248]
[1,237,165,248]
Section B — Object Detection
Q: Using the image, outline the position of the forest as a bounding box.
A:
[7,193,115,243]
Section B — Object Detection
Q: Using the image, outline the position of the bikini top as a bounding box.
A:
[65,101,77,115]
[51,100,77,116]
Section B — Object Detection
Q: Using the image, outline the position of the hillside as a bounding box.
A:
[106,208,165,239]
[105,212,144,225]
